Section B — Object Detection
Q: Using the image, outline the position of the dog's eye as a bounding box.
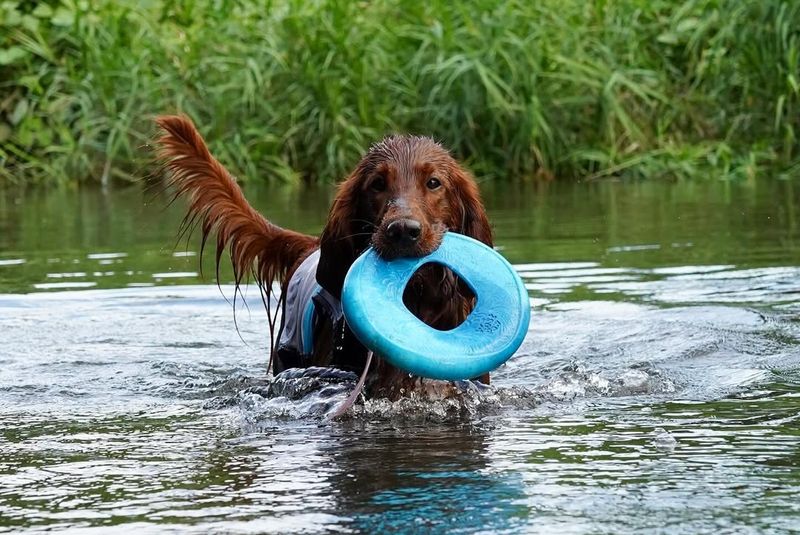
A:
[426,177,442,190]
[370,176,386,192]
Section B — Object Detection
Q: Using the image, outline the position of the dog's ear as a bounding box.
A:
[316,173,364,299]
[451,167,493,247]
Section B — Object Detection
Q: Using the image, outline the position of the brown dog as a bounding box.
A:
[156,115,492,399]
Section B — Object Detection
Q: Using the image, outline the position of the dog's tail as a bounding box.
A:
[154,114,318,311]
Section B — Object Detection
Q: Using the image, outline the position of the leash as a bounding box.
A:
[327,350,373,419]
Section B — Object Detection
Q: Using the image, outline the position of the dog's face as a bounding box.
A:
[316,135,492,299]
[358,137,459,259]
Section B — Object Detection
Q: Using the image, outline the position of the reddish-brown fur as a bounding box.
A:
[155,115,493,399]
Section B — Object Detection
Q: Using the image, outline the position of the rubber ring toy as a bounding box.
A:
[341,232,530,381]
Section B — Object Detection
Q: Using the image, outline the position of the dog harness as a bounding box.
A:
[275,249,342,368]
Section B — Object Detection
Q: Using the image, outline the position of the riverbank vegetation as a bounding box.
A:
[1,0,798,185]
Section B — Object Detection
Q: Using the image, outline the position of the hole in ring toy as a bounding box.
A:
[341,232,530,381]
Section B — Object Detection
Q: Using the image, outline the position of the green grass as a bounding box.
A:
[1,0,799,185]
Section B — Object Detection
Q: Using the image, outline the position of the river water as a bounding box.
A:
[0,179,798,533]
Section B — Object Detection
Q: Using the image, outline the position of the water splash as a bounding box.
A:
[532,361,677,401]
[224,362,678,425]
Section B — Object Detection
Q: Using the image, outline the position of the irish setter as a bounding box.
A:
[155,115,493,400]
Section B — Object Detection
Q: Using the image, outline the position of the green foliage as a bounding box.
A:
[1,0,799,185]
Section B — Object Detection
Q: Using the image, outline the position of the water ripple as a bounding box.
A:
[0,272,798,533]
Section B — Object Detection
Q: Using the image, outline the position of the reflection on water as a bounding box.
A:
[1,180,799,293]
[1,179,799,533]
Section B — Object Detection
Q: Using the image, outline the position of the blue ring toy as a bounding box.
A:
[341,232,530,381]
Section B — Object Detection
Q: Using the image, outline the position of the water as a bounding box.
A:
[1,179,799,533]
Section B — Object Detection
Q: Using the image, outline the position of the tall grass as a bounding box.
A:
[1,0,798,185]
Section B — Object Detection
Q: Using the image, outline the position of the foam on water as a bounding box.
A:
[214,359,680,426]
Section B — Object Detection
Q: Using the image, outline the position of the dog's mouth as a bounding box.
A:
[372,219,446,260]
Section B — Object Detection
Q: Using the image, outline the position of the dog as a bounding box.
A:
[155,115,493,400]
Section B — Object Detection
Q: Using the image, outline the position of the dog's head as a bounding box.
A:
[316,135,492,299]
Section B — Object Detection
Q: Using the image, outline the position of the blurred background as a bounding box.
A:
[1,0,798,186]
[1,0,799,293]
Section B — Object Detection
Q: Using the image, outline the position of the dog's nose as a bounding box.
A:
[386,218,421,245]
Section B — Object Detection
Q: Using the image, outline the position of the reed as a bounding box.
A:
[1,0,798,185]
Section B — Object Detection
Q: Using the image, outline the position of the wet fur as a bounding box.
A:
[155,115,493,399]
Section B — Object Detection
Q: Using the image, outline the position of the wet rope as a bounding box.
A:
[327,351,373,419]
